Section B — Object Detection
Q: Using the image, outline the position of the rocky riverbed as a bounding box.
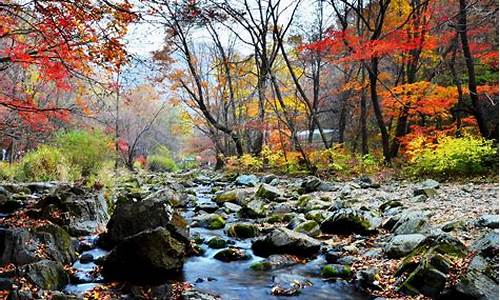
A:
[0,170,498,299]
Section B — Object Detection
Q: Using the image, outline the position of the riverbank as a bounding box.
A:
[0,170,498,299]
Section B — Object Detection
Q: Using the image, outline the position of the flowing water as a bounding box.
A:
[65,183,370,299]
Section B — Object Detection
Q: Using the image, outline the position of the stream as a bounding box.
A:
[64,183,370,299]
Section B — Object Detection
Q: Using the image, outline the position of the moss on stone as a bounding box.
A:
[227,223,259,239]
[208,216,226,230]
[320,264,352,278]
[250,261,272,271]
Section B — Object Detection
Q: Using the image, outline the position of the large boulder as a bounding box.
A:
[384,234,426,258]
[252,228,320,257]
[450,255,499,300]
[22,260,68,290]
[36,185,109,236]
[0,224,76,265]
[396,233,468,298]
[102,227,187,281]
[320,208,379,235]
[106,198,188,245]
[470,230,499,259]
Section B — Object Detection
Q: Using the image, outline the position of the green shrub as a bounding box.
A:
[54,130,114,176]
[408,135,498,177]
[15,145,79,181]
[0,161,17,181]
[147,146,178,172]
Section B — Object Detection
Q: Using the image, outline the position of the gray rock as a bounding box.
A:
[471,230,499,258]
[396,233,468,298]
[235,174,259,187]
[320,208,379,234]
[36,185,109,236]
[195,201,219,213]
[301,176,335,193]
[252,228,320,257]
[413,179,440,198]
[193,213,226,230]
[0,224,76,266]
[106,197,188,245]
[255,183,283,201]
[143,187,184,207]
[294,220,321,237]
[226,223,259,239]
[239,198,267,218]
[102,227,187,281]
[454,255,499,300]
[223,202,241,213]
[384,234,426,258]
[22,260,68,290]
[213,248,251,262]
[392,210,430,234]
[250,254,300,271]
[262,174,278,184]
[477,215,499,229]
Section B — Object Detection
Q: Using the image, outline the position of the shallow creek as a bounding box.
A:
[65,184,369,299]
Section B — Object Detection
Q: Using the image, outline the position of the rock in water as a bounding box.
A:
[106,197,188,245]
[252,228,320,257]
[226,223,259,239]
[213,248,251,262]
[102,227,187,281]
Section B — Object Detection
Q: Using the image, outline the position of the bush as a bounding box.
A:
[54,129,114,176]
[407,135,498,177]
[15,145,79,181]
[0,161,17,181]
[147,146,178,172]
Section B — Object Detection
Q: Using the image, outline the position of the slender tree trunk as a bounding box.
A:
[457,0,490,138]
[367,58,391,161]
[360,68,369,155]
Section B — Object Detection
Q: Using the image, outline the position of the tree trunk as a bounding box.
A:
[367,58,391,161]
[360,68,369,155]
[457,0,490,138]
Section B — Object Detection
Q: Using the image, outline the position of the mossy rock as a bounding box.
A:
[396,233,469,298]
[226,223,259,239]
[320,208,377,235]
[294,220,320,237]
[22,260,69,290]
[297,195,313,207]
[207,236,227,249]
[208,216,226,230]
[267,214,285,224]
[320,264,352,278]
[250,261,272,271]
